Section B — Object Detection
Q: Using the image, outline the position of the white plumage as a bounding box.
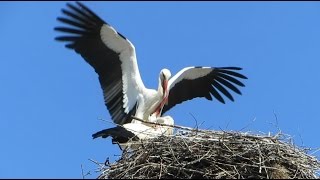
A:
[92,115,174,150]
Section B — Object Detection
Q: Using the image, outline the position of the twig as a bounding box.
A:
[131,116,204,132]
[80,164,91,179]
[81,164,85,179]
[238,117,256,131]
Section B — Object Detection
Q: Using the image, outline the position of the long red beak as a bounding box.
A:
[153,79,169,117]
[162,80,169,102]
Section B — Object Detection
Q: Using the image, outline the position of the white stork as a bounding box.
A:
[55,2,247,130]
[92,116,174,150]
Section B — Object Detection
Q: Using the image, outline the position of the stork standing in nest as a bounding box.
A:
[54,2,247,143]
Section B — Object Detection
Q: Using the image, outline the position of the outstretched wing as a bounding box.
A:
[162,66,247,114]
[55,2,146,125]
[92,126,139,142]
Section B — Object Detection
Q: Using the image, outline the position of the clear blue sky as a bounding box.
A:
[1,1,320,178]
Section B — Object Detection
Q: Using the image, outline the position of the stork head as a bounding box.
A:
[160,68,171,80]
[159,68,171,96]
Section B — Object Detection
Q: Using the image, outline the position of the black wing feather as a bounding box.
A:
[92,126,139,143]
[54,2,133,125]
[162,67,247,114]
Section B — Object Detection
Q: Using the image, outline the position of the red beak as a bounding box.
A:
[163,80,169,105]
[154,79,169,117]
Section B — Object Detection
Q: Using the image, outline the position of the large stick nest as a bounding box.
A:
[97,128,320,179]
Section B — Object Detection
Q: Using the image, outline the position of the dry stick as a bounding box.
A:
[159,159,163,179]
[81,164,85,179]
[132,116,280,141]
[80,164,91,179]
[131,116,206,132]
[132,115,286,145]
